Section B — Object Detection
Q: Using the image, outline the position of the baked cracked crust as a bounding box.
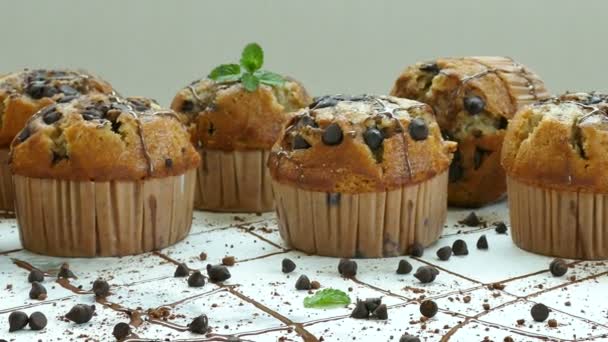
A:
[170,78,311,151]
[268,95,457,193]
[0,69,114,147]
[10,93,200,181]
[502,92,608,193]
[390,56,549,207]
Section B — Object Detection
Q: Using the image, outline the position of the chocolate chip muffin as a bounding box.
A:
[10,93,200,257]
[268,95,457,258]
[390,57,549,207]
[171,77,310,212]
[502,92,608,259]
[0,69,114,211]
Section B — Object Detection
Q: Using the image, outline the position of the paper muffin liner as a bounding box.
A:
[507,176,608,260]
[0,148,15,212]
[272,171,448,258]
[195,149,274,212]
[13,169,196,257]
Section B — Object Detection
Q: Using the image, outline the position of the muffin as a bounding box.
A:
[171,73,310,212]
[268,95,457,258]
[0,69,113,211]
[502,92,608,259]
[10,93,200,257]
[390,57,549,207]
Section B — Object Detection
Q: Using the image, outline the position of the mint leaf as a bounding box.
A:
[303,289,351,309]
[240,43,264,73]
[241,73,260,92]
[255,70,285,86]
[208,64,241,81]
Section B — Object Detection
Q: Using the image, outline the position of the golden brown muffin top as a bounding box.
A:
[268,95,457,193]
[10,93,200,181]
[171,77,311,151]
[0,69,114,147]
[502,92,608,193]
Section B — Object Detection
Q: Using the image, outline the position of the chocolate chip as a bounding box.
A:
[463,96,485,115]
[322,123,343,145]
[17,127,31,142]
[92,279,110,298]
[206,264,231,283]
[222,256,236,266]
[531,303,549,322]
[498,117,509,129]
[494,222,508,234]
[42,86,58,98]
[25,81,46,99]
[350,300,369,319]
[396,260,413,274]
[327,193,341,206]
[42,110,61,125]
[113,322,131,340]
[298,115,317,128]
[504,337,514,342]
[165,158,173,169]
[414,266,438,283]
[548,319,558,328]
[473,148,485,170]
[364,298,381,312]
[57,263,76,279]
[188,270,205,287]
[350,94,369,101]
[549,259,568,277]
[28,269,44,283]
[28,312,47,331]
[82,109,103,121]
[129,98,149,112]
[371,304,388,320]
[459,212,481,227]
[188,314,209,334]
[338,259,357,278]
[281,258,296,273]
[408,118,428,141]
[29,281,47,300]
[419,62,440,74]
[295,275,311,290]
[589,95,602,105]
[292,135,310,149]
[58,84,78,95]
[408,242,424,257]
[174,263,189,277]
[420,300,438,318]
[449,150,463,183]
[8,311,28,332]
[477,235,489,250]
[363,128,384,151]
[436,246,452,261]
[199,252,207,261]
[312,97,338,109]
[452,240,469,256]
[310,280,321,289]
[181,100,194,112]
[65,304,95,324]
[400,334,421,342]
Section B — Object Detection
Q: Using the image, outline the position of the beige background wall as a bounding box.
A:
[1,1,605,105]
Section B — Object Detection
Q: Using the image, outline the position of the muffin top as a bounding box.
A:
[268,95,457,193]
[0,69,114,147]
[10,93,200,181]
[502,92,608,192]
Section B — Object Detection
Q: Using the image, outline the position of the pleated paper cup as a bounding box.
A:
[195,148,274,212]
[0,148,15,212]
[13,169,196,257]
[507,176,608,260]
[272,171,448,258]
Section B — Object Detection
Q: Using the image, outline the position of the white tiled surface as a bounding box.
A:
[1,201,608,341]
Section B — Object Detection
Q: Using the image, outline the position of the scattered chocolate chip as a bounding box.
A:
[419,62,440,74]
[282,258,296,273]
[322,123,343,146]
[28,311,47,331]
[531,303,549,322]
[92,279,110,297]
[58,84,78,96]
[310,280,321,289]
[327,193,341,205]
[25,81,46,99]
[8,311,28,332]
[207,264,231,283]
[338,259,357,278]
[420,300,438,318]
[57,263,76,279]
[188,314,209,334]
[463,96,485,115]
[181,100,194,112]
[363,128,384,150]
[371,304,388,320]
[199,252,207,261]
[174,263,189,278]
[29,281,47,300]
[549,259,568,277]
[459,212,481,227]
[494,222,508,234]
[364,298,381,312]
[188,271,205,287]
[17,127,31,142]
[516,319,525,325]
[400,334,421,342]
[222,256,236,266]
[350,300,369,319]
[113,322,131,340]
[28,269,44,283]
[42,86,58,98]
[408,118,428,141]
[408,242,424,257]
[473,148,486,170]
[414,266,438,283]
[65,304,95,324]
[292,135,310,149]
[548,318,558,328]
[483,303,491,311]
[41,106,61,125]
[295,275,311,290]
[452,239,468,256]
[436,246,452,261]
[477,235,489,250]
[463,296,471,303]
[396,260,413,274]
[312,97,338,109]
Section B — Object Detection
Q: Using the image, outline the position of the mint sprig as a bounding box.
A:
[207,43,285,92]
[303,289,351,309]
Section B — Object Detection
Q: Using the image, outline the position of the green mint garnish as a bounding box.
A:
[207,42,285,92]
[303,288,351,309]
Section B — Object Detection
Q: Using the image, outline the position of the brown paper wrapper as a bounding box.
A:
[195,149,273,212]
[507,176,608,260]
[0,148,15,212]
[272,171,448,258]
[13,169,196,257]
